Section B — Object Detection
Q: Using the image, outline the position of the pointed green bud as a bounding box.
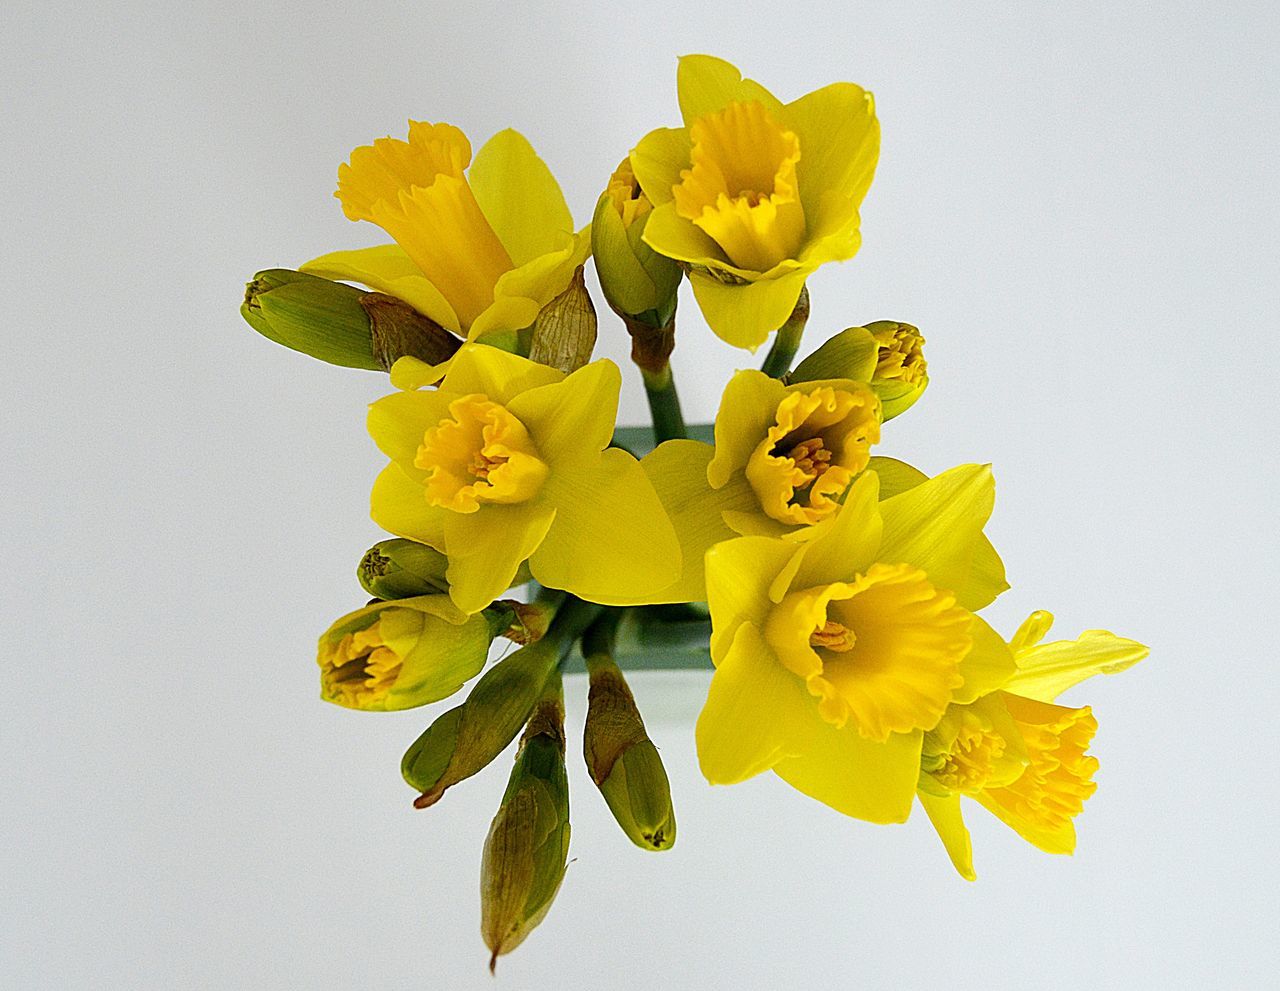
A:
[241,268,462,371]
[791,321,928,421]
[582,620,676,850]
[528,265,597,373]
[481,675,571,971]
[592,158,682,328]
[316,595,491,712]
[401,639,560,808]
[357,539,450,600]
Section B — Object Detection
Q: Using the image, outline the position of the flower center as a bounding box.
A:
[764,563,972,742]
[933,723,1006,793]
[319,620,402,708]
[416,395,549,513]
[671,100,807,272]
[744,385,880,526]
[871,322,927,385]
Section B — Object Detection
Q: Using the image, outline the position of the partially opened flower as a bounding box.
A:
[917,612,1148,879]
[696,467,1014,822]
[367,344,682,614]
[302,123,589,361]
[630,55,879,350]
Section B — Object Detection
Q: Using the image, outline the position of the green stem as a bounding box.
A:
[759,284,811,379]
[581,609,623,669]
[641,364,687,444]
[544,595,603,665]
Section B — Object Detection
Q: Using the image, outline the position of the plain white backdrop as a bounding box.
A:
[4,1,1278,987]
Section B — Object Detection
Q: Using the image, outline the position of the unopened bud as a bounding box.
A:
[481,677,571,971]
[789,320,928,421]
[357,538,450,599]
[583,654,676,850]
[317,595,490,711]
[241,268,462,371]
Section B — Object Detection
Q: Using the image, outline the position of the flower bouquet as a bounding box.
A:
[240,55,1147,968]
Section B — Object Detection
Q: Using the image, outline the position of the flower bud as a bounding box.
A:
[789,320,928,420]
[591,158,682,328]
[583,654,676,850]
[241,268,462,371]
[317,595,490,711]
[481,677,571,971]
[356,539,450,599]
[401,639,560,808]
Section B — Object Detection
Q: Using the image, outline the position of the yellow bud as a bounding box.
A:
[790,321,928,421]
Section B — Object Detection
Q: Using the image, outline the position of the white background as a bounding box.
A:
[4,1,1278,987]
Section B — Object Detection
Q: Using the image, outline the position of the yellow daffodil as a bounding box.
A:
[918,611,1148,879]
[636,368,881,602]
[696,466,1014,822]
[367,343,681,614]
[630,55,879,350]
[317,595,492,711]
[301,123,589,361]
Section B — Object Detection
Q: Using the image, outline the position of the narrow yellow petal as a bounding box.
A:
[918,791,977,880]
[708,370,788,488]
[676,54,784,126]
[505,359,619,465]
[772,723,922,823]
[1006,626,1149,703]
[439,344,564,405]
[790,471,883,588]
[468,129,575,267]
[630,127,692,208]
[641,200,730,267]
[301,245,461,334]
[705,535,802,663]
[442,502,556,614]
[369,463,449,550]
[469,228,592,343]
[688,268,810,351]
[695,621,810,784]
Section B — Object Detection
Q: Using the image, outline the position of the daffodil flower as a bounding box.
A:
[631,55,879,350]
[917,611,1148,879]
[368,344,682,614]
[637,368,881,602]
[695,466,1015,823]
[317,595,492,711]
[301,122,589,361]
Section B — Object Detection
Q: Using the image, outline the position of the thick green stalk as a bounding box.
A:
[759,284,811,379]
[640,364,687,444]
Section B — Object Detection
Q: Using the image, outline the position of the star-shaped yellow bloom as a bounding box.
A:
[696,467,1014,823]
[368,344,682,614]
[302,123,589,358]
[631,55,879,350]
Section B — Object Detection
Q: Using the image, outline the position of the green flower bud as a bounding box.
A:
[481,675,571,971]
[790,320,928,421]
[401,639,561,808]
[583,653,676,850]
[317,595,491,711]
[357,539,450,599]
[241,268,462,371]
[592,158,682,329]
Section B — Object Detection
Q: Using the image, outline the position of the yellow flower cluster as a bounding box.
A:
[241,53,1147,965]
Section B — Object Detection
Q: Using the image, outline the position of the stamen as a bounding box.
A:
[782,437,832,481]
[810,620,856,652]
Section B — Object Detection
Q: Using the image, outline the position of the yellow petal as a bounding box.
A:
[505,359,619,465]
[301,245,461,334]
[952,615,1018,704]
[468,129,575,267]
[367,388,453,466]
[790,471,883,587]
[689,268,811,351]
[636,440,756,603]
[442,501,557,614]
[1006,626,1149,703]
[772,723,921,823]
[336,120,471,220]
[867,455,927,498]
[370,463,449,550]
[388,354,450,391]
[439,343,563,405]
[1010,609,1055,653]
[695,621,811,784]
[708,369,788,488]
[780,82,880,220]
[917,791,976,881]
[529,448,682,605]
[705,534,803,663]
[676,54,783,127]
[630,127,692,207]
[878,463,997,608]
[468,229,591,342]
[641,200,731,267]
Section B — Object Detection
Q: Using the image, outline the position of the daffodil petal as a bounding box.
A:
[689,268,810,352]
[1010,610,1055,653]
[641,201,730,266]
[302,245,461,334]
[772,724,922,824]
[468,129,575,267]
[529,448,681,605]
[791,471,883,587]
[708,369,787,488]
[367,389,453,465]
[630,127,692,207]
[918,791,976,880]
[443,502,556,614]
[781,81,880,219]
[506,359,619,464]
[695,621,811,784]
[636,440,755,603]
[676,54,784,126]
[388,355,449,391]
[468,229,591,341]
[705,535,802,663]
[440,343,563,404]
[953,615,1018,704]
[1006,628,1149,703]
[370,464,449,550]
[878,463,998,609]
